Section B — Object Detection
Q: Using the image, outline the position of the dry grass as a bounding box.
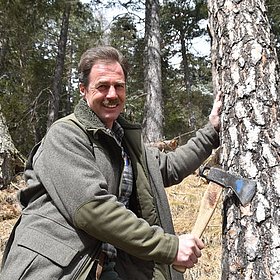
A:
[167,174,222,280]
[0,174,25,264]
[0,173,222,279]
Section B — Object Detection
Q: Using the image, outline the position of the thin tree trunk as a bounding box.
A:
[208,0,280,279]
[65,40,74,115]
[47,3,71,129]
[0,107,25,189]
[180,30,191,96]
[143,0,163,143]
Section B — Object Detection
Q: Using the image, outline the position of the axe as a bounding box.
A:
[173,165,257,273]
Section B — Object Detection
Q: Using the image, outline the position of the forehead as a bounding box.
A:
[89,61,125,80]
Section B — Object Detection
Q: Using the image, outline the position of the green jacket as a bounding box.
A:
[0,99,219,280]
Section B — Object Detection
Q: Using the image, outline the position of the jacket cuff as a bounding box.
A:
[204,122,220,149]
[165,234,179,264]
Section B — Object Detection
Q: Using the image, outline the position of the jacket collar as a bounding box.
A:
[74,99,145,175]
[74,99,104,130]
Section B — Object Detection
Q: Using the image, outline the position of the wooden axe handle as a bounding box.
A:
[172,181,223,273]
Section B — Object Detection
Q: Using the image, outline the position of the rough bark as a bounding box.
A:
[47,3,71,129]
[208,0,280,279]
[142,0,163,143]
[0,108,25,189]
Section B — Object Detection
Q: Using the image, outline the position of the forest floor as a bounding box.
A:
[0,173,222,279]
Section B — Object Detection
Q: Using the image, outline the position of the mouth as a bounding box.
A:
[102,99,119,108]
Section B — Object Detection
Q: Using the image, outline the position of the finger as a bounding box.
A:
[194,236,205,250]
[192,238,204,258]
[193,246,202,258]
[189,253,198,264]
[184,259,195,269]
[213,99,222,112]
[215,91,222,101]
[185,235,204,250]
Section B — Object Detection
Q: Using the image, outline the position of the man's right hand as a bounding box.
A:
[172,234,205,269]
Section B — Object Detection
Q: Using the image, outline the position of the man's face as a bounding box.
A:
[80,61,126,129]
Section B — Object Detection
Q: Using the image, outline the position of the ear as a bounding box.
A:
[79,83,86,97]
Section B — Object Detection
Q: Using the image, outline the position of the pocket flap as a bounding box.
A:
[18,227,78,267]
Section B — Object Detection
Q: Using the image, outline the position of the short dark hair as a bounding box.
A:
[78,46,129,86]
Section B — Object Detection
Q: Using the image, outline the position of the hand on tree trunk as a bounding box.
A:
[209,92,222,132]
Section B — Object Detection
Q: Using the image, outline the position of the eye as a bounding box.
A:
[97,85,108,91]
[115,84,125,90]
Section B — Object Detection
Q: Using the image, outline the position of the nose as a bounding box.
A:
[106,85,117,98]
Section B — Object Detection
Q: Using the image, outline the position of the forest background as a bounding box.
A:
[1,0,280,156]
[0,0,280,279]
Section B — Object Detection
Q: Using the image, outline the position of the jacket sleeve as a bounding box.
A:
[150,123,220,187]
[32,121,178,264]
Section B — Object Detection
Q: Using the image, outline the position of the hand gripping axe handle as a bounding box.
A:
[173,166,257,273]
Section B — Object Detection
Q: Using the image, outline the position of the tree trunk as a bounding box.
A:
[0,107,25,189]
[47,3,71,129]
[142,0,163,143]
[208,0,280,279]
[180,29,191,96]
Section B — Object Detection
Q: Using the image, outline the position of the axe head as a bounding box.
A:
[200,166,257,206]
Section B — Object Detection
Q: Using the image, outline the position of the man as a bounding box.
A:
[0,46,221,280]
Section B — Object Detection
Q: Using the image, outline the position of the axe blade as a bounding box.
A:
[200,166,257,206]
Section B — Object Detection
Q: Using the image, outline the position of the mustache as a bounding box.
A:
[102,99,120,106]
